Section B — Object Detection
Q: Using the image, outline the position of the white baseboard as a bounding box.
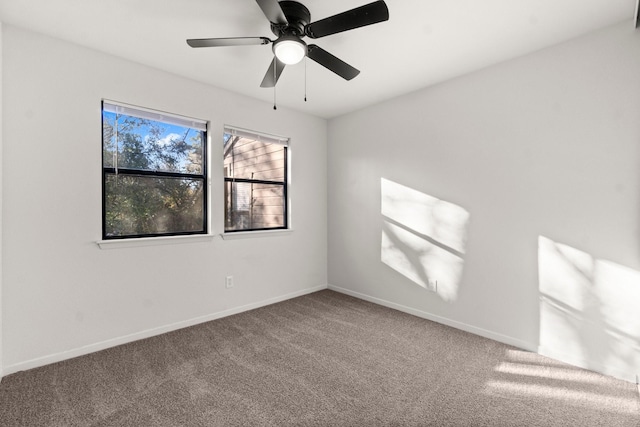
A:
[328,284,535,352]
[8,284,635,385]
[3,284,328,376]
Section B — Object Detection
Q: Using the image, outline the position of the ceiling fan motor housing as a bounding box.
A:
[271,1,311,37]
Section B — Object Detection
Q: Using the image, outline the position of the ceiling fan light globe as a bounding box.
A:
[274,39,307,65]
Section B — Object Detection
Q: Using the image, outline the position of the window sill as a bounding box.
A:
[221,229,292,240]
[97,234,215,250]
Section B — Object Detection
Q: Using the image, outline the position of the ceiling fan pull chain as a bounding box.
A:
[304,56,307,102]
[273,62,277,110]
[273,87,277,110]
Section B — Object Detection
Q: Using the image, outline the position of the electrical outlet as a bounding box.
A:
[225,276,234,289]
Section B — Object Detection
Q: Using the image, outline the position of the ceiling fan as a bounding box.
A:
[187,0,389,88]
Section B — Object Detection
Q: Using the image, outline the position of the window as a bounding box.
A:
[102,101,207,239]
[223,127,288,232]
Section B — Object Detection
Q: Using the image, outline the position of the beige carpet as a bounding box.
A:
[1,290,638,426]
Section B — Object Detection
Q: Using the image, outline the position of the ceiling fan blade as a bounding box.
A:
[255,0,288,25]
[307,44,360,81]
[260,57,286,87]
[305,0,389,39]
[187,37,271,48]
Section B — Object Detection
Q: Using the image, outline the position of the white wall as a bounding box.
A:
[0,20,4,381]
[328,22,640,383]
[1,25,327,373]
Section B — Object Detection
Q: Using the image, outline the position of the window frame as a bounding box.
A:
[101,100,208,240]
[223,126,289,233]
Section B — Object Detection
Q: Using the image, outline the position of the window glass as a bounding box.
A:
[223,128,288,232]
[102,101,207,239]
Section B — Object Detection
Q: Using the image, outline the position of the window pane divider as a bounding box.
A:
[223,177,285,186]
[105,168,202,180]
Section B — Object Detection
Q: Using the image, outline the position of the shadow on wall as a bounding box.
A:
[538,236,640,382]
[380,178,470,302]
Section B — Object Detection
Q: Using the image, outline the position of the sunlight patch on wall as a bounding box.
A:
[380,178,470,301]
[538,236,640,381]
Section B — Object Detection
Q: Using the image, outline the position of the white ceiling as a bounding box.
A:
[0,0,637,118]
